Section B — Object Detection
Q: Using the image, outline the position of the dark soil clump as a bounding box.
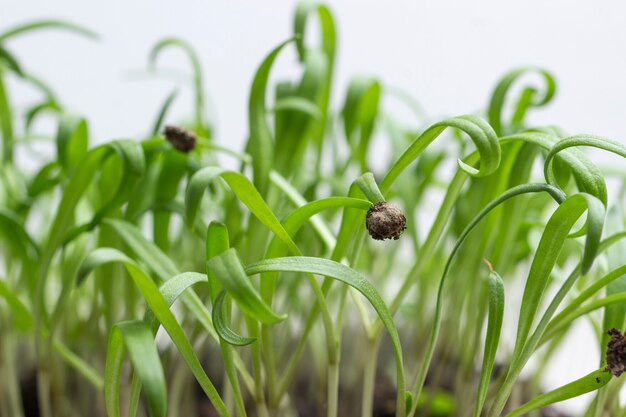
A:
[366,202,406,241]
[164,125,196,153]
[606,328,626,377]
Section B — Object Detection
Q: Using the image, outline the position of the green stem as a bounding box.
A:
[409,184,564,417]
[490,235,626,417]
[2,330,25,417]
[327,359,339,417]
[167,360,189,417]
[219,339,248,417]
[262,322,280,409]
[52,339,104,389]
[36,345,53,417]
[0,68,14,163]
[387,169,469,321]
[361,337,382,417]
[245,317,268,415]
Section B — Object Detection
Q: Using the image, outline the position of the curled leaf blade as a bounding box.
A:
[208,249,286,325]
[213,290,256,346]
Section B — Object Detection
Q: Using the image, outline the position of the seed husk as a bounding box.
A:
[606,328,626,377]
[365,201,406,241]
[164,125,196,153]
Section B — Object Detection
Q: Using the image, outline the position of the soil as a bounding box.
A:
[20,371,40,417]
[19,368,574,417]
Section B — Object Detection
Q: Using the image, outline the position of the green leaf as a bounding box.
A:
[151,88,178,136]
[27,161,61,198]
[25,100,62,131]
[76,247,134,286]
[80,251,228,417]
[488,193,606,417]
[247,38,295,195]
[124,263,228,416]
[488,67,556,135]
[293,1,335,150]
[213,290,256,346]
[113,268,219,416]
[85,226,218,347]
[208,249,286,325]
[342,76,381,171]
[544,292,626,342]
[504,369,611,417]
[0,67,14,163]
[204,227,249,416]
[185,167,300,255]
[52,339,104,390]
[153,272,208,316]
[515,193,604,352]
[43,143,143,319]
[148,38,206,135]
[602,207,626,352]
[542,238,626,351]
[544,134,626,204]
[273,56,327,175]
[101,219,178,279]
[47,140,145,251]
[0,279,33,330]
[500,132,607,204]
[354,172,385,203]
[261,195,371,302]
[551,246,626,330]
[0,207,39,262]
[56,114,89,173]
[409,183,565,416]
[0,46,24,76]
[207,221,230,301]
[473,265,504,417]
[245,256,406,417]
[0,20,99,42]
[268,170,341,248]
[153,150,189,251]
[105,320,167,417]
[331,176,375,262]
[294,2,336,65]
[381,115,500,193]
[273,96,321,120]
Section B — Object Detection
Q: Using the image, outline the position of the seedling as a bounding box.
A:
[2,3,626,417]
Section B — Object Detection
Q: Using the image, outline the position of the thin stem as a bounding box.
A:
[408,184,565,417]
[0,68,14,163]
[220,340,248,417]
[327,360,339,417]
[167,359,189,417]
[245,317,269,416]
[387,170,468,318]
[360,337,382,417]
[217,296,247,417]
[2,330,25,417]
[36,346,53,417]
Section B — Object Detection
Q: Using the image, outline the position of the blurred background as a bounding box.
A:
[4,0,626,148]
[4,0,626,414]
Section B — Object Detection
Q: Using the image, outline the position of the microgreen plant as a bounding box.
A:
[3,3,626,417]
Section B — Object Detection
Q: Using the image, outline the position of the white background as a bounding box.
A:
[4,1,626,147]
[4,0,626,414]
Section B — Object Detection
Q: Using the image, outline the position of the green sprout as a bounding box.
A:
[2,3,626,417]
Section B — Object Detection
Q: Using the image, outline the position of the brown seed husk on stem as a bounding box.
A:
[606,328,626,377]
[164,125,196,153]
[365,201,406,241]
